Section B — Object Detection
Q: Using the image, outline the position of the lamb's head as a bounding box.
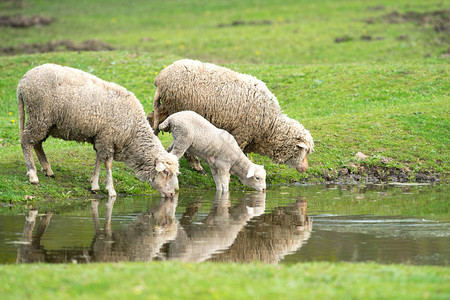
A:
[240,163,266,192]
[273,116,314,173]
[151,153,179,198]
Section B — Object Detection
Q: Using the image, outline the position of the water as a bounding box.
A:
[0,184,448,265]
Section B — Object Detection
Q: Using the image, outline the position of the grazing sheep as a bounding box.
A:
[150,59,314,174]
[159,111,266,192]
[17,63,179,197]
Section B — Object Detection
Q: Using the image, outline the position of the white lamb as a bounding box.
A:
[159,111,266,192]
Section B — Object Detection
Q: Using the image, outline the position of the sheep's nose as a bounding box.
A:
[165,191,175,198]
[262,188,266,192]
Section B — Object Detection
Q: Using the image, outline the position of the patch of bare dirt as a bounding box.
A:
[218,19,273,28]
[0,14,52,27]
[0,39,114,55]
[381,9,450,33]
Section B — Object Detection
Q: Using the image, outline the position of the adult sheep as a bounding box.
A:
[150,59,314,173]
[18,63,179,197]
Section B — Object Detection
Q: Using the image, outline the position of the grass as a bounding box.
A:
[0,261,448,300]
[0,0,449,200]
[1,52,448,201]
[1,1,448,296]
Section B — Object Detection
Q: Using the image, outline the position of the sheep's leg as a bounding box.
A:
[34,141,54,178]
[32,211,52,248]
[90,200,101,234]
[104,156,117,197]
[104,196,116,238]
[184,153,207,175]
[22,141,39,184]
[21,124,49,184]
[90,154,101,192]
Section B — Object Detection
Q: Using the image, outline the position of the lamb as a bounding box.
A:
[159,111,266,192]
[17,63,179,197]
[150,59,314,174]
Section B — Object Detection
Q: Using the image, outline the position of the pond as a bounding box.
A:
[0,184,448,265]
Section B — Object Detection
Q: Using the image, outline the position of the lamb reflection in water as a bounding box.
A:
[16,192,312,264]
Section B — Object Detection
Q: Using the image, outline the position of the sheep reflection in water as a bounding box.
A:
[16,193,312,264]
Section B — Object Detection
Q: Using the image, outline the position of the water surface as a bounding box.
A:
[0,184,448,265]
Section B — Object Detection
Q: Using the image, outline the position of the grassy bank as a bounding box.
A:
[0,52,448,201]
[0,0,449,201]
[0,261,448,299]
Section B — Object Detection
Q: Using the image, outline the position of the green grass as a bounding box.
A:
[0,261,448,300]
[1,52,448,201]
[1,0,449,63]
[0,0,449,202]
[1,1,448,295]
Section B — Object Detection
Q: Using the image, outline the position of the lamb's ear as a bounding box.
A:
[297,142,309,152]
[155,161,166,172]
[247,165,255,178]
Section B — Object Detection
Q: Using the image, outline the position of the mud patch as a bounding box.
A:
[381,9,450,33]
[312,165,441,185]
[0,39,114,55]
[0,15,52,28]
[218,19,273,28]
[334,35,353,43]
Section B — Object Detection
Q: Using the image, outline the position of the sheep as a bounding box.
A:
[150,59,314,174]
[159,111,266,192]
[17,63,179,197]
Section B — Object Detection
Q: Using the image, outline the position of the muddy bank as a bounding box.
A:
[300,152,442,184]
[0,39,114,55]
[0,14,52,28]
[315,165,441,185]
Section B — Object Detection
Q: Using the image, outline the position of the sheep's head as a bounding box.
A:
[152,153,179,197]
[285,141,314,172]
[274,117,314,173]
[241,163,266,192]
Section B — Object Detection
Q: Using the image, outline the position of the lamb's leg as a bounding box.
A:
[168,136,191,159]
[184,153,207,175]
[219,170,230,192]
[90,154,101,192]
[210,168,230,192]
[104,156,117,197]
[34,141,54,178]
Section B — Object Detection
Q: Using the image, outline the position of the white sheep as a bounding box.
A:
[17,63,179,197]
[159,111,266,192]
[150,59,314,174]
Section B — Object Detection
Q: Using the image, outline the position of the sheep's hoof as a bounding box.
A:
[195,169,208,176]
[30,181,40,186]
[45,174,55,178]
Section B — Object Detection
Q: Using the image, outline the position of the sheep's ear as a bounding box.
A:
[247,166,255,178]
[296,142,309,152]
[155,161,166,172]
